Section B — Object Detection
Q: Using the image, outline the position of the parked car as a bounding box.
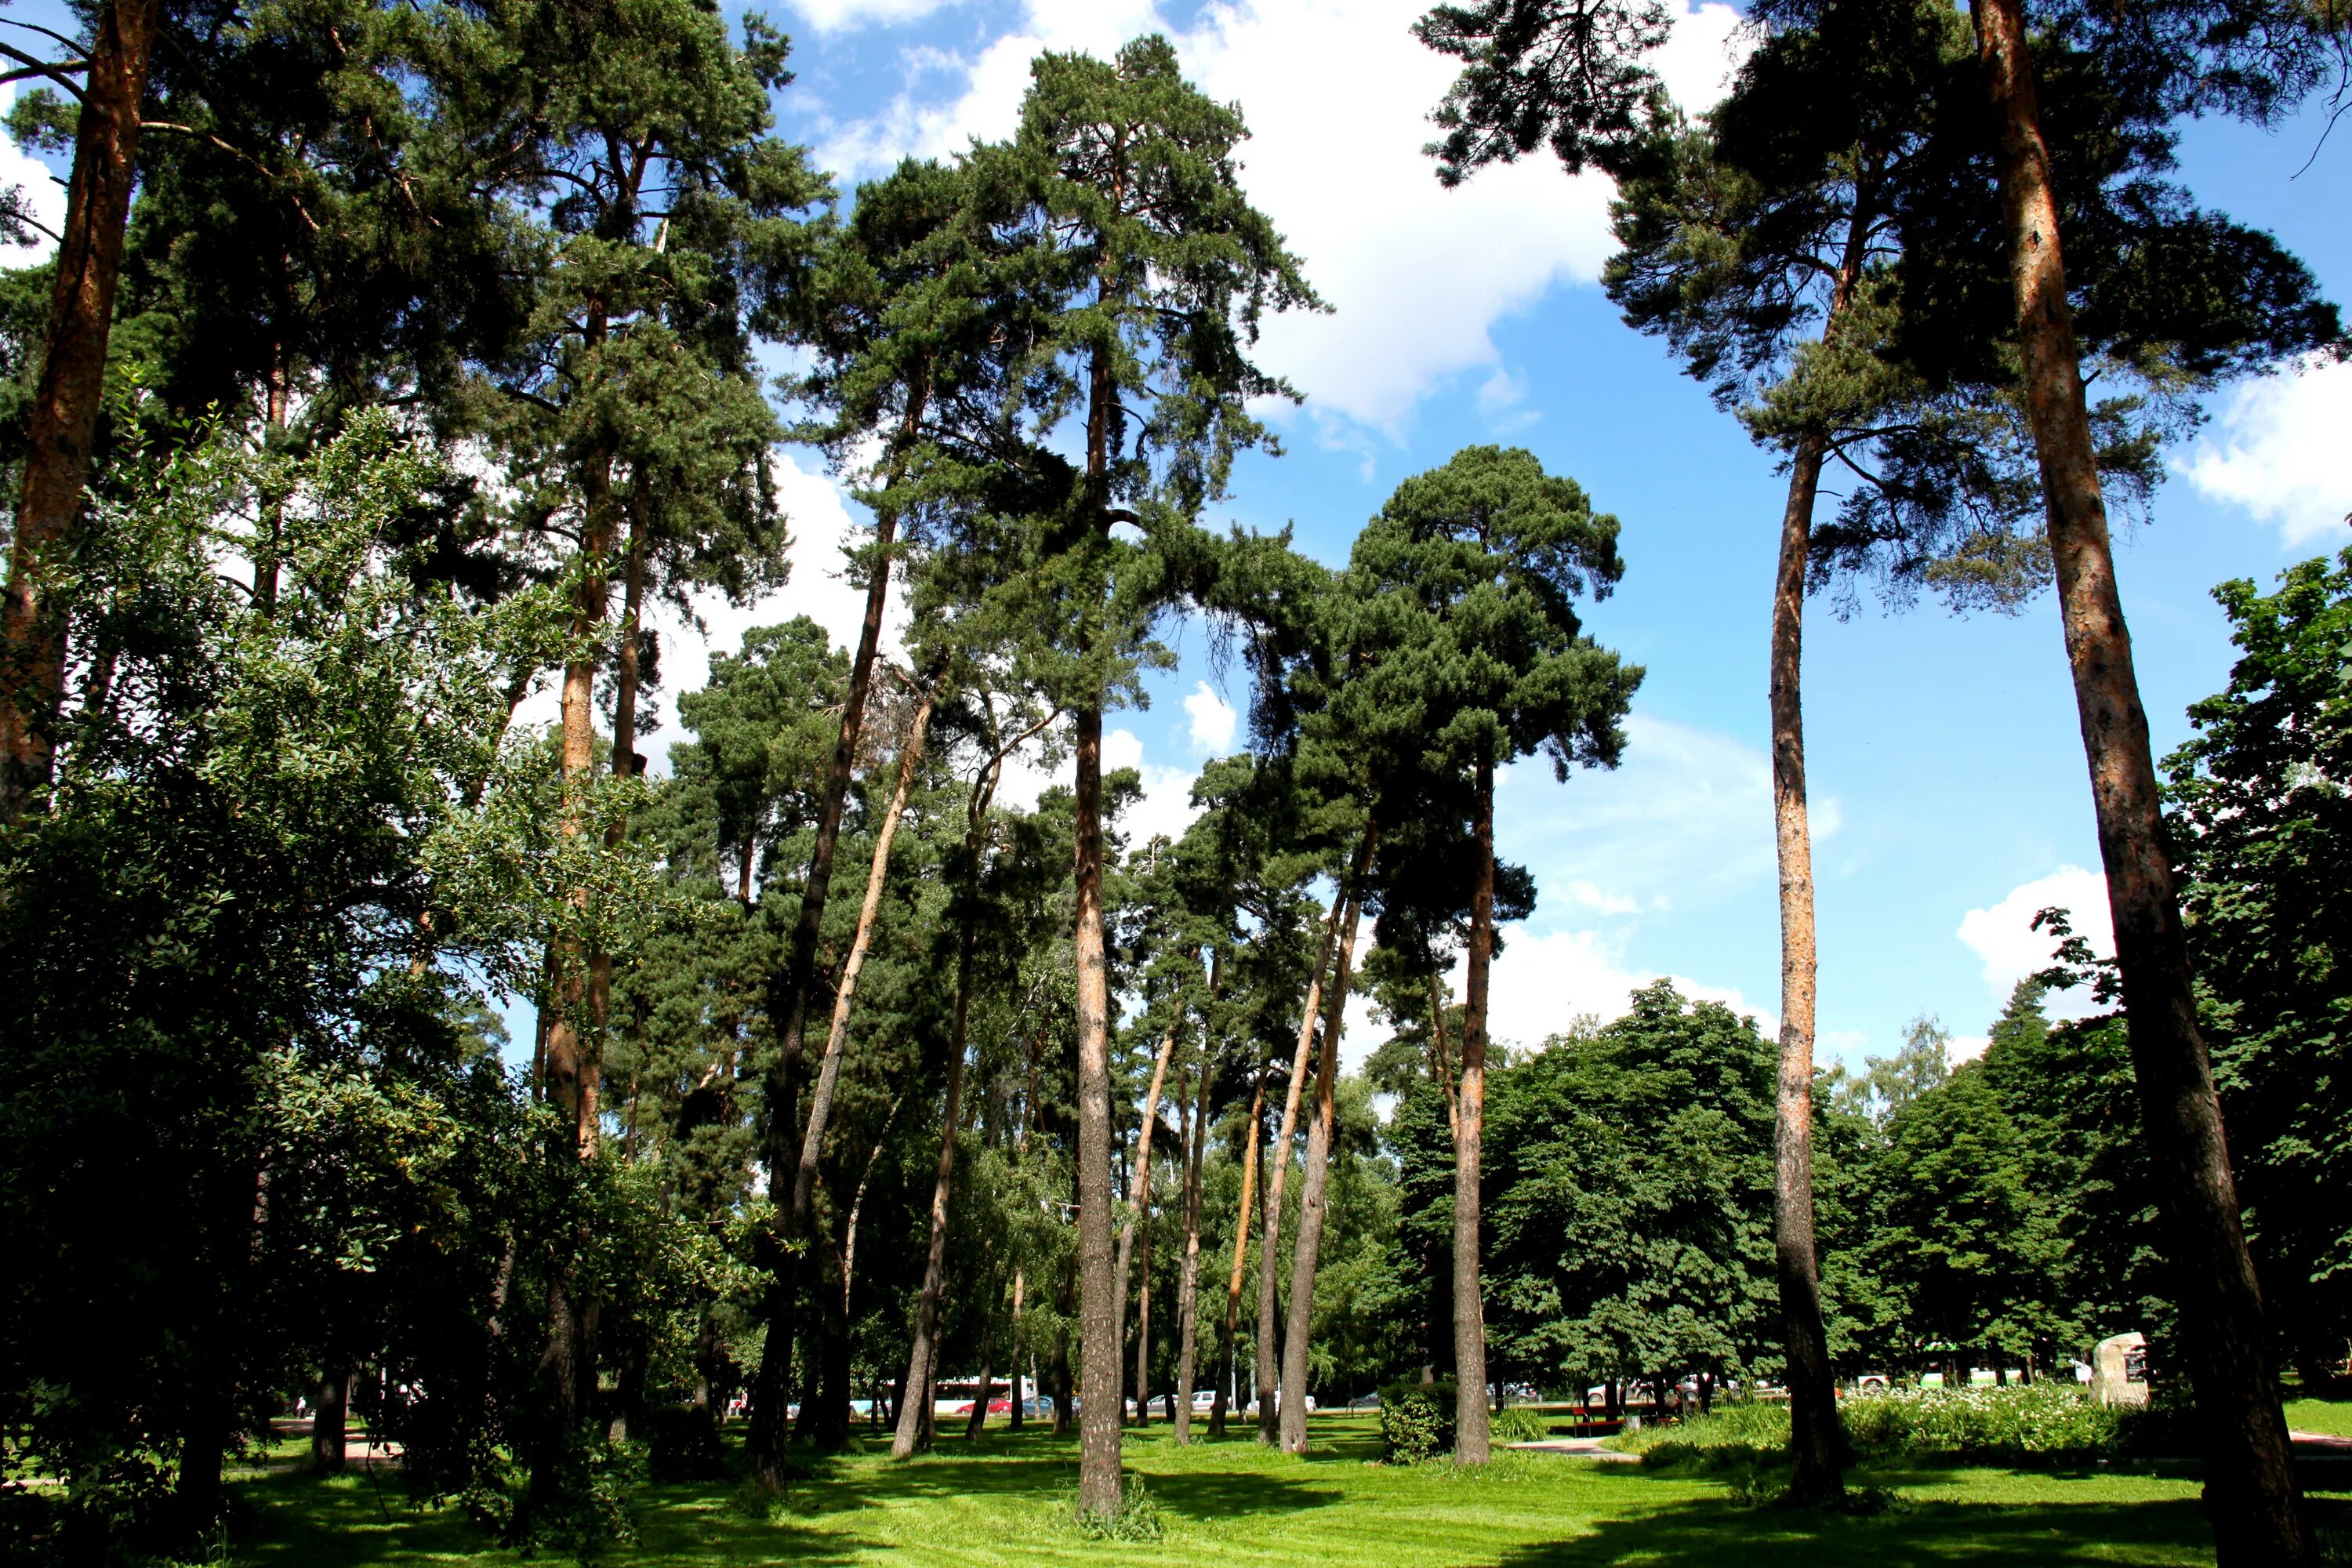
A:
[952,1397,1014,1416]
[1189,1389,1217,1414]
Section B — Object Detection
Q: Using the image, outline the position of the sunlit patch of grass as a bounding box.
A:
[2288,1399,2352,1439]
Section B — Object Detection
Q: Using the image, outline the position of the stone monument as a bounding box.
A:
[2090,1332,2150,1408]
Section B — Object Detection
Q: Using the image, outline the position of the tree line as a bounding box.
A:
[0,0,2344,1564]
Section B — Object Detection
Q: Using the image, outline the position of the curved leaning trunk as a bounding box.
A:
[792,689,935,1303]
[890,918,972,1460]
[1454,759,1494,1466]
[1973,4,2310,1562]
[0,0,158,822]
[750,387,920,1481]
[1113,1022,1179,1425]
[1769,431,1843,1504]
[1209,1065,1265,1438]
[776,690,931,1454]
[894,737,1010,1460]
[1280,826,1377,1454]
[1256,891,1347,1441]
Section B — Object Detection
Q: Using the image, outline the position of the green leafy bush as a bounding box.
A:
[1616,1387,2131,1470]
[1842,1385,2123,1460]
[1379,1380,1457,1462]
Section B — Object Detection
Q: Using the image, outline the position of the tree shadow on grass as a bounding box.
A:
[750,1443,1345,1526]
[1494,1491,2218,1567]
[1138,1466,1348,1521]
[230,1468,892,1568]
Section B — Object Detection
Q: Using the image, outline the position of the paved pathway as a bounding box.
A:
[1508,1437,1641,1461]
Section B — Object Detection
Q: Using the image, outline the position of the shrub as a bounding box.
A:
[1613,1386,2131,1470]
[1841,1385,2123,1461]
[1379,1380,1457,1462]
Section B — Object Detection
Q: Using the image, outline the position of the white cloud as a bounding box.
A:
[0,85,65,264]
[1948,1033,1991,1066]
[1476,368,1526,413]
[1181,679,1238,754]
[1652,2,1747,113]
[786,0,967,32]
[631,452,909,774]
[2180,354,2352,545]
[1956,864,2114,1003]
[1475,924,1774,1051]
[1497,710,1836,917]
[1563,879,1639,916]
[1103,725,1203,848]
[815,0,1744,440]
[812,0,1160,176]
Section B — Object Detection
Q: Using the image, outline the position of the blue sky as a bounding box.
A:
[6,0,2343,1072]
[725,0,2352,1071]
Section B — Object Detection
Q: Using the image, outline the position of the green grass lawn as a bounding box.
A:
[2288,1399,2352,1439]
[218,1414,2345,1568]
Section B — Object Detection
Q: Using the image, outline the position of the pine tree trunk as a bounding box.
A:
[1132,1211,1153,1425]
[794,691,933,1253]
[311,1363,348,1473]
[1454,758,1495,1465]
[1257,892,1347,1441]
[1114,1024,1178,1425]
[966,1331,994,1442]
[750,389,918,1482]
[252,350,289,618]
[1281,827,1377,1452]
[1973,4,2310,1560]
[0,0,158,822]
[1172,1054,1211,1444]
[585,507,648,1139]
[1073,701,1122,1515]
[788,699,928,1453]
[1428,974,1460,1138]
[1770,430,1844,1504]
[893,841,976,1460]
[541,442,618,1154]
[1009,1275,1027,1433]
[1051,1261,1075,1439]
[1210,1064,1265,1439]
[1768,165,1876,1511]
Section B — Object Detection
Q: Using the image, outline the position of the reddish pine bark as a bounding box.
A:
[1113,1022,1179,1424]
[1256,889,1346,1442]
[1072,701,1122,1514]
[749,385,921,1480]
[1280,826,1377,1453]
[1454,758,1495,1465]
[1974,3,2310,1560]
[1209,1065,1265,1437]
[0,0,158,821]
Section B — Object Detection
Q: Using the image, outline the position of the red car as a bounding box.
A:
[952,1397,1014,1416]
